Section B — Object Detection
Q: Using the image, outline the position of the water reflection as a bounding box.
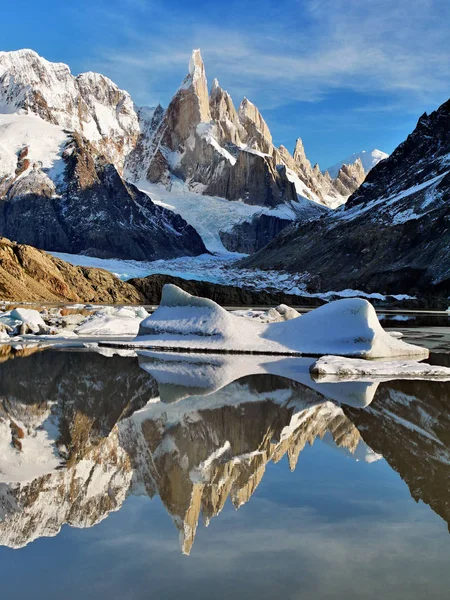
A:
[0,349,449,555]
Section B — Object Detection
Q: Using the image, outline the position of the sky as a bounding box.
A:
[2,0,450,167]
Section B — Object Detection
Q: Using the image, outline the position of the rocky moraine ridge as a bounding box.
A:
[242,97,450,295]
[0,49,384,257]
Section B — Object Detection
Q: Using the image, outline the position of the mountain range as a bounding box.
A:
[0,48,386,259]
[2,46,448,297]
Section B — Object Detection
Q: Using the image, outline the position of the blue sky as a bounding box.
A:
[2,0,450,167]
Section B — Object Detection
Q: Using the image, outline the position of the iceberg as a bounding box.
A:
[135,284,428,359]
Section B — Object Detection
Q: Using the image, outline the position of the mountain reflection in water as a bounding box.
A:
[0,348,449,557]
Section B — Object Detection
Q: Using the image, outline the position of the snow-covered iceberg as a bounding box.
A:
[135,284,428,358]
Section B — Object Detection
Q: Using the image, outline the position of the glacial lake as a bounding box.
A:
[0,323,450,599]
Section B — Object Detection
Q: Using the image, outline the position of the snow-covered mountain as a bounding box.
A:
[0,49,140,171]
[242,98,450,295]
[326,149,389,179]
[0,48,370,257]
[0,50,206,259]
[126,49,364,212]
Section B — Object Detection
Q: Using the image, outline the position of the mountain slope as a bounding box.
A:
[0,49,139,171]
[240,98,450,295]
[0,237,145,302]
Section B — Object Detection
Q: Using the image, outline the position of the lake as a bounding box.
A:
[0,324,449,599]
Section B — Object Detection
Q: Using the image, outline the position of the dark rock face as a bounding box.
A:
[0,135,207,260]
[241,98,450,295]
[128,273,325,307]
[220,214,292,253]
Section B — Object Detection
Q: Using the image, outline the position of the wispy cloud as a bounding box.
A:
[83,0,450,115]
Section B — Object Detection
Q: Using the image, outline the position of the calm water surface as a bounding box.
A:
[0,325,449,599]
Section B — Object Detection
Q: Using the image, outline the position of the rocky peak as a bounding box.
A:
[181,48,211,125]
[238,97,273,153]
[293,138,312,172]
[151,49,212,158]
[209,78,243,146]
[332,158,366,197]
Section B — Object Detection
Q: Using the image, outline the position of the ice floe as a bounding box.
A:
[310,355,450,380]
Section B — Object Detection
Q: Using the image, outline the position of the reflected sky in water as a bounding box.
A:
[0,347,449,599]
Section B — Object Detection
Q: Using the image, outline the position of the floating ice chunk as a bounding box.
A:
[75,306,149,337]
[9,308,46,333]
[136,285,428,358]
[310,355,450,380]
[265,298,428,358]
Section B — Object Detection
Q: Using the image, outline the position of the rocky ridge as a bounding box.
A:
[129,49,367,211]
[241,97,450,295]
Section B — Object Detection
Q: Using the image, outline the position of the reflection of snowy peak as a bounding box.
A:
[1,350,450,554]
[0,351,367,552]
[326,149,389,179]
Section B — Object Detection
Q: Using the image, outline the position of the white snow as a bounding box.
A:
[0,113,68,181]
[74,306,149,337]
[136,178,303,254]
[134,285,428,358]
[232,304,300,323]
[310,355,450,380]
[344,172,447,221]
[9,308,46,332]
[0,415,62,485]
[196,122,237,165]
[48,251,416,304]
